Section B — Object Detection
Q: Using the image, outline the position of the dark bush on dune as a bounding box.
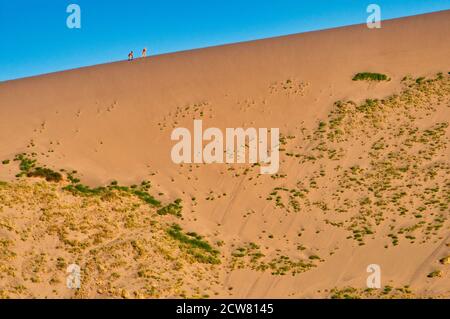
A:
[352,72,390,81]
[27,167,63,182]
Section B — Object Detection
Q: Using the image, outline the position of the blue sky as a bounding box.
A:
[0,0,449,82]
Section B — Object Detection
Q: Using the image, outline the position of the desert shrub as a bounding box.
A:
[330,287,360,299]
[27,167,62,182]
[67,172,80,184]
[63,183,108,196]
[14,153,36,172]
[415,77,425,84]
[353,72,389,81]
[131,189,161,207]
[427,270,442,278]
[167,224,220,264]
[63,178,160,207]
[13,154,62,182]
[157,199,182,217]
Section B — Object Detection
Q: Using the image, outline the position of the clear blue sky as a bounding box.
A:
[0,0,449,82]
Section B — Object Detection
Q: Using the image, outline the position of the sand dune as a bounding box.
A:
[0,11,449,298]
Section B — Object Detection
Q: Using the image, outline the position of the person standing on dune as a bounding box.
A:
[128,51,134,61]
[142,48,147,58]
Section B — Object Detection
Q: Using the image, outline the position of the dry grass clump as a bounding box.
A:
[0,178,221,299]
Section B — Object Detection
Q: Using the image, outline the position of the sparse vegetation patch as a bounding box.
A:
[167,224,220,264]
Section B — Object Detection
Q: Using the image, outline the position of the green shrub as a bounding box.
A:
[427,270,442,278]
[416,77,425,84]
[27,167,63,182]
[309,255,321,260]
[352,72,389,81]
[63,184,105,196]
[14,153,36,172]
[13,154,62,182]
[132,189,161,207]
[157,199,182,217]
[167,224,220,264]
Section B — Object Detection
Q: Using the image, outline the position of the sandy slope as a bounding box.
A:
[0,11,449,298]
